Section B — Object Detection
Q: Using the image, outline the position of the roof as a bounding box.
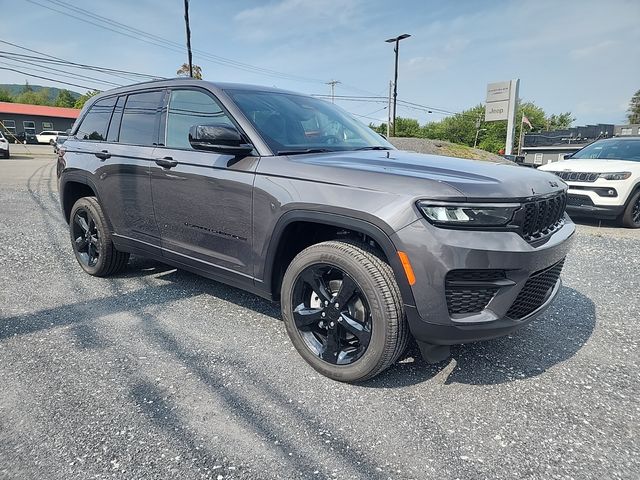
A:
[0,102,80,119]
[86,78,302,107]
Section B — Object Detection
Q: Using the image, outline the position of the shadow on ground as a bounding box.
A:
[364,286,596,387]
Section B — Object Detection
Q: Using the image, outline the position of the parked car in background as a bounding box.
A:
[0,132,9,158]
[539,137,640,228]
[36,130,67,145]
[53,129,71,153]
[15,131,38,144]
[57,78,574,382]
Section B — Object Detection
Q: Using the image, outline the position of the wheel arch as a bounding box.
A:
[60,174,110,226]
[263,210,416,308]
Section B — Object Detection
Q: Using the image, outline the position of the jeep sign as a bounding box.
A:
[484,100,509,121]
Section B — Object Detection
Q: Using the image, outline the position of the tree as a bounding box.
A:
[14,88,51,106]
[393,117,422,137]
[176,63,203,79]
[22,80,33,93]
[547,112,575,130]
[74,90,100,109]
[627,89,640,124]
[420,101,573,153]
[0,89,13,102]
[54,89,76,108]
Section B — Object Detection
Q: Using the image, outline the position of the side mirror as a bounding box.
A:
[188,124,253,156]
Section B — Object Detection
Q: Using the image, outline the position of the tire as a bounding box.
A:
[49,139,55,145]
[620,189,640,228]
[281,240,409,383]
[69,196,130,276]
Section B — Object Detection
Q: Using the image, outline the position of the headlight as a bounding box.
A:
[417,201,520,227]
[598,172,631,180]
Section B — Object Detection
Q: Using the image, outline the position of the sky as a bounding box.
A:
[2,0,639,126]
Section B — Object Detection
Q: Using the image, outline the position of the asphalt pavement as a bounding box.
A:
[0,157,638,480]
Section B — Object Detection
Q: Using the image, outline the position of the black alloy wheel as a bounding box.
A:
[281,240,409,382]
[292,264,372,365]
[69,196,130,276]
[621,190,640,228]
[72,207,101,267]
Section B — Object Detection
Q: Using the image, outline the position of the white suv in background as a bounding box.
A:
[539,137,640,228]
[0,132,9,158]
[36,130,67,145]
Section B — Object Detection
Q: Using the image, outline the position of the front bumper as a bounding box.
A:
[392,216,575,345]
[565,194,625,219]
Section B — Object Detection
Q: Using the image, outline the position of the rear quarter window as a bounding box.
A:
[76,97,117,141]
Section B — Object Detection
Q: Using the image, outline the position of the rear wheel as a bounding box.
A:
[621,190,640,228]
[69,196,129,276]
[281,240,409,382]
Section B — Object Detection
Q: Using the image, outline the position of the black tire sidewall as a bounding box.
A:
[282,243,396,382]
[69,197,110,275]
[622,190,640,228]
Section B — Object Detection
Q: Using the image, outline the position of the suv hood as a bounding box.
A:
[282,150,565,200]
[539,158,640,172]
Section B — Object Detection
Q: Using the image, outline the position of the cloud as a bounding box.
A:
[570,40,617,59]
[234,0,362,42]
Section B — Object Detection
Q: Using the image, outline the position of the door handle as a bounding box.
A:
[95,150,111,160]
[155,157,178,169]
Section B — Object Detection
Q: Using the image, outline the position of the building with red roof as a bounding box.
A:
[0,102,80,143]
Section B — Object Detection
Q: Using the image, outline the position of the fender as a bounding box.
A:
[261,209,417,308]
[59,170,113,229]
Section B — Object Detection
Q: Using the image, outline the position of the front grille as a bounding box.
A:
[567,194,595,207]
[521,193,567,243]
[555,171,599,182]
[445,270,505,315]
[506,259,564,319]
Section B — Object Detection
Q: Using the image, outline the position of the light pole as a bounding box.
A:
[474,128,487,148]
[385,33,411,137]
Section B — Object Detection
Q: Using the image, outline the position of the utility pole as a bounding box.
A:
[184,0,194,78]
[326,80,341,103]
[387,80,392,138]
[385,33,411,137]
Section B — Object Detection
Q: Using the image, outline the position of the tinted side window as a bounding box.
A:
[77,97,116,141]
[107,96,126,142]
[165,89,233,149]
[119,91,163,146]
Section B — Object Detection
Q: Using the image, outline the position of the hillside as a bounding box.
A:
[388,137,506,162]
[0,84,82,102]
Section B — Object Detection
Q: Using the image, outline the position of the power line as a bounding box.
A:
[0,66,101,91]
[0,41,162,81]
[0,55,123,88]
[0,59,105,91]
[31,0,329,85]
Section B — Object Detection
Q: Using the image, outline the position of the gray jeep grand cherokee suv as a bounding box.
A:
[57,79,574,382]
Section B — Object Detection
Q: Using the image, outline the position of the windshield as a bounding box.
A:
[226,89,393,154]
[571,139,640,161]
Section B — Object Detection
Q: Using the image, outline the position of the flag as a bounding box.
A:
[522,115,533,129]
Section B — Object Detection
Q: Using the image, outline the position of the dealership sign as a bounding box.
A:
[484,79,520,154]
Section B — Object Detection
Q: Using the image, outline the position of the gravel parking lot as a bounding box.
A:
[1,157,638,480]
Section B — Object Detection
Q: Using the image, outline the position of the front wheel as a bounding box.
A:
[69,196,130,276]
[620,190,640,228]
[281,240,409,382]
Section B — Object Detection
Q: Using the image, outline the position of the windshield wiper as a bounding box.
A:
[276,148,335,155]
[354,146,393,151]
